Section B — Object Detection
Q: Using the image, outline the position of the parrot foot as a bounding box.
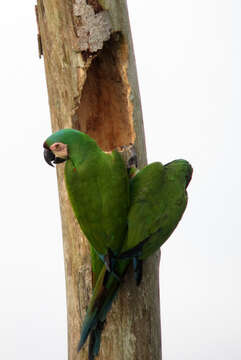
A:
[118,144,138,174]
[126,146,138,176]
[127,151,138,170]
[103,253,111,272]
[117,236,149,260]
[133,257,143,286]
[104,249,121,282]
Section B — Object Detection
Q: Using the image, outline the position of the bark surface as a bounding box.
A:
[36,1,161,359]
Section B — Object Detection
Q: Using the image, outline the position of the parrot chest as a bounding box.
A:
[64,158,128,255]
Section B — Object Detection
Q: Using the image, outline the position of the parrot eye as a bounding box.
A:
[49,142,68,154]
[51,142,63,151]
[49,142,68,162]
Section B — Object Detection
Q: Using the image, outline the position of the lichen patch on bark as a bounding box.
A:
[73,0,112,52]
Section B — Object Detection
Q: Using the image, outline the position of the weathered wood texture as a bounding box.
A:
[36,0,161,359]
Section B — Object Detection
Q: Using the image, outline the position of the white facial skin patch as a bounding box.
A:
[50,142,68,159]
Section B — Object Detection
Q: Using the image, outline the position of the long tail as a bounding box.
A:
[78,259,130,358]
[87,286,120,360]
[88,320,106,360]
[77,267,108,351]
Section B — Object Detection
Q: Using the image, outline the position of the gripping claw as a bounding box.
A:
[103,249,121,282]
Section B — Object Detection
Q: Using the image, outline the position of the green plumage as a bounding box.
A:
[44,130,193,359]
[90,246,105,287]
[79,159,193,358]
[44,129,131,358]
[122,159,192,259]
[45,129,129,259]
[78,260,129,354]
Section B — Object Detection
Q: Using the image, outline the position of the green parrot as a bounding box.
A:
[78,159,193,359]
[43,128,129,274]
[119,159,193,281]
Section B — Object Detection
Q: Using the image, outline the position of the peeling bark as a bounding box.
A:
[73,0,112,52]
[36,0,161,359]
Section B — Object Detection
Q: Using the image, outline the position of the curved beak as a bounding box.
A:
[44,148,55,167]
[43,142,67,167]
[54,157,66,164]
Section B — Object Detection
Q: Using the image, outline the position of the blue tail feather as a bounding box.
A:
[88,321,106,360]
[77,310,98,352]
[78,260,130,357]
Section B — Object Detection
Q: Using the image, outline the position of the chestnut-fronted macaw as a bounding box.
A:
[78,159,193,359]
[43,128,129,275]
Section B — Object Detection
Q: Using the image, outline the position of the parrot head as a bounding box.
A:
[43,141,68,167]
[165,159,193,188]
[43,128,97,167]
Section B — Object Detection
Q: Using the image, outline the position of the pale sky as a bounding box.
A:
[0,1,240,359]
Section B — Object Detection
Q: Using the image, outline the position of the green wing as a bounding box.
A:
[65,148,129,256]
[122,160,192,259]
[90,246,105,287]
[78,159,192,358]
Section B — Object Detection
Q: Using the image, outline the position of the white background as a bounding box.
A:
[0,1,240,359]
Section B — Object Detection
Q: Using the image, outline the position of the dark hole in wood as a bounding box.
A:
[72,33,135,151]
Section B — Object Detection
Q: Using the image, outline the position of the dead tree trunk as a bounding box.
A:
[36,1,161,359]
